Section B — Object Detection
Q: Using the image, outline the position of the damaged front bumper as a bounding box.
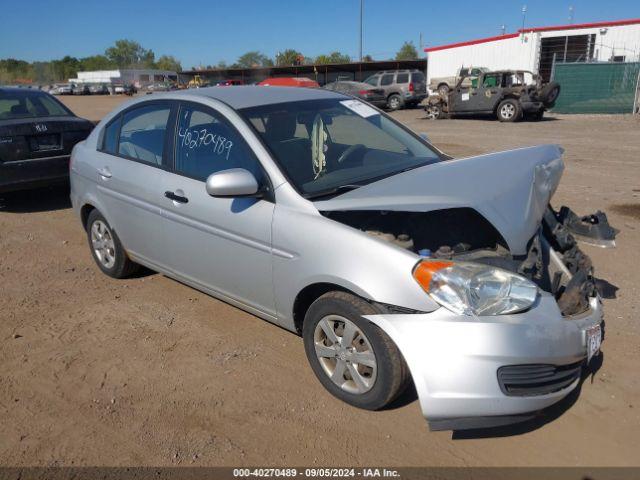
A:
[365,294,603,431]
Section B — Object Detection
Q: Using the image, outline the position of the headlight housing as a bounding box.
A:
[413,260,538,316]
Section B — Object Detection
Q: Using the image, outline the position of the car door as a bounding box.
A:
[94,101,175,270]
[161,101,276,318]
[450,74,479,113]
[466,73,502,112]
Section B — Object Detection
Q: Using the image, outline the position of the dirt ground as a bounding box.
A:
[1,94,639,467]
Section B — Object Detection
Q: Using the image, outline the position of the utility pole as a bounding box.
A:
[568,5,574,24]
[501,24,506,35]
[359,0,364,61]
[521,5,527,32]
[419,32,423,53]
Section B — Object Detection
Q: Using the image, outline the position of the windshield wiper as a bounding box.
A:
[304,184,363,200]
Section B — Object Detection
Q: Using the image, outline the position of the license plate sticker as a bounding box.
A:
[586,325,602,362]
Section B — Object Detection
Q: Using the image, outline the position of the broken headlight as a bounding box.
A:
[413,260,538,316]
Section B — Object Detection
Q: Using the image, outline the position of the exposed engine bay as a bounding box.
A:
[322,206,617,316]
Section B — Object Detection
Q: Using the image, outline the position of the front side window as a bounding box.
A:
[118,103,171,165]
[240,99,442,198]
[380,74,394,86]
[174,104,265,183]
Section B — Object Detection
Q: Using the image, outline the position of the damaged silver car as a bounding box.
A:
[70,86,616,430]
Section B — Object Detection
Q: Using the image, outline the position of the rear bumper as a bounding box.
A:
[0,155,69,193]
[365,294,603,430]
[405,93,427,103]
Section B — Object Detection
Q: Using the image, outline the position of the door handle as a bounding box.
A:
[98,167,112,179]
[164,191,189,204]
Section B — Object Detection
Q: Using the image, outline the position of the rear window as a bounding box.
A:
[0,91,71,120]
[396,73,409,83]
[411,72,425,82]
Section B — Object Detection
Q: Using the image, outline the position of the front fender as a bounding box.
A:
[271,203,439,330]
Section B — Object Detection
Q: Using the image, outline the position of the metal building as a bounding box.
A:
[424,18,640,87]
[69,69,178,88]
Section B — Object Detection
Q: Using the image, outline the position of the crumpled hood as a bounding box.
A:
[314,144,564,255]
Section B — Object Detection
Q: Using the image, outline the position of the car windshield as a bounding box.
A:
[0,90,71,120]
[240,99,442,198]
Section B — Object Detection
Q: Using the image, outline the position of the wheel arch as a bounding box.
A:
[80,203,96,230]
[292,282,355,334]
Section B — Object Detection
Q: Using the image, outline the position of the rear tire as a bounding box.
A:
[303,291,410,410]
[497,98,522,122]
[86,209,139,279]
[387,94,403,111]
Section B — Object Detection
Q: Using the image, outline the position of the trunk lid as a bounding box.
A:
[0,116,93,163]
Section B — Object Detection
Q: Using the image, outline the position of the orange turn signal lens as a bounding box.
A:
[412,260,453,292]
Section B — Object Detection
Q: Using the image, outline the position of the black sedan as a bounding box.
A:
[323,81,386,108]
[0,87,94,193]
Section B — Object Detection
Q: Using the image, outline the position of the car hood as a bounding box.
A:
[314,144,564,255]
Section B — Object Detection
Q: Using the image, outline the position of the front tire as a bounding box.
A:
[86,209,139,278]
[303,291,409,410]
[497,98,522,122]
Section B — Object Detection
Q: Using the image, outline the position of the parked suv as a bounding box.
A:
[363,70,427,110]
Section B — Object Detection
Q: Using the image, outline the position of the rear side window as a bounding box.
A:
[102,117,121,154]
[380,74,394,86]
[396,73,409,83]
[174,103,265,183]
[118,104,171,165]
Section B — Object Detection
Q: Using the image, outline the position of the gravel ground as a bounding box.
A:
[1,95,639,467]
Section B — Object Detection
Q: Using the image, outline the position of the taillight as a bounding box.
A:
[409,82,414,92]
[358,90,372,96]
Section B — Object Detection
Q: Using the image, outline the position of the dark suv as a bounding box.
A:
[363,69,427,110]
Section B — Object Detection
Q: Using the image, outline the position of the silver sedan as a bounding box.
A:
[70,86,614,430]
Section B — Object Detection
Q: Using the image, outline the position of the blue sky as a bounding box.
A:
[0,0,638,68]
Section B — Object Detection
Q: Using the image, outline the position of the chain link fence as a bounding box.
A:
[551,62,640,114]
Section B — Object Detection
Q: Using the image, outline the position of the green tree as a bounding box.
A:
[362,54,374,62]
[155,55,182,72]
[50,56,80,81]
[395,41,419,60]
[236,51,273,68]
[315,51,351,64]
[105,39,155,68]
[275,49,304,66]
[79,55,115,71]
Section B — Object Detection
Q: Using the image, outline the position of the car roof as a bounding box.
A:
[0,86,47,95]
[172,85,345,109]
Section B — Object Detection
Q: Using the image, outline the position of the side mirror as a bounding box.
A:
[419,132,431,143]
[205,168,260,197]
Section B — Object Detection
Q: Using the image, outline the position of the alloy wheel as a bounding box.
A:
[313,315,377,394]
[90,220,116,269]
[500,103,516,119]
